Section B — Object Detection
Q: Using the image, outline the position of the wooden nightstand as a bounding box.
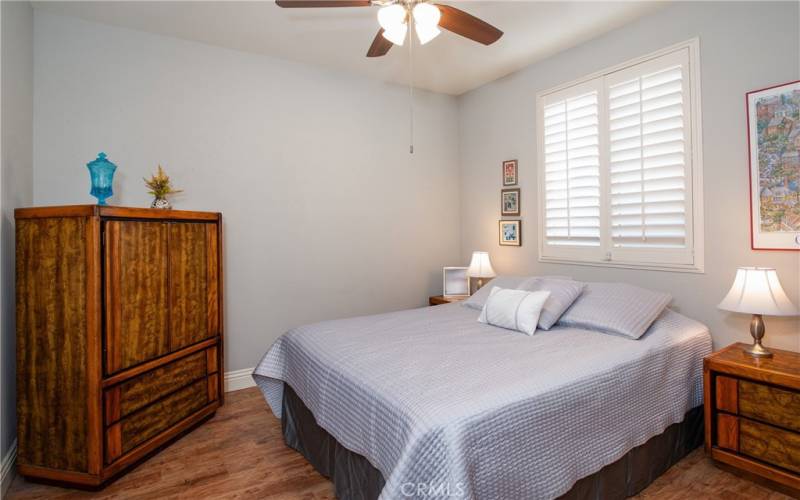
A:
[704,343,800,496]
[429,295,468,306]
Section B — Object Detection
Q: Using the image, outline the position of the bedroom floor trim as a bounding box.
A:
[224,366,256,392]
[1,438,17,497]
[5,388,793,500]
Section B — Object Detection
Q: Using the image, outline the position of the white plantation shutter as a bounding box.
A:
[538,44,702,270]
[606,49,693,264]
[541,81,604,261]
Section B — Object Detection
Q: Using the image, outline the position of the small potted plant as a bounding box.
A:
[144,165,182,209]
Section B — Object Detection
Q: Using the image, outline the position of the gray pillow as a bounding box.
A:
[517,277,586,330]
[463,275,573,311]
[557,282,672,339]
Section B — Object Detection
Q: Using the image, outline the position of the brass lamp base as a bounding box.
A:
[745,314,773,358]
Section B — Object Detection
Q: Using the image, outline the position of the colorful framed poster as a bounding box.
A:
[502,160,518,186]
[501,188,520,216]
[747,80,800,250]
[499,220,521,246]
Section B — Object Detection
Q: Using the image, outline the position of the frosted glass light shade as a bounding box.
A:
[718,267,798,316]
[378,4,406,30]
[414,23,440,45]
[412,3,441,44]
[381,23,407,46]
[412,2,440,26]
[467,251,496,278]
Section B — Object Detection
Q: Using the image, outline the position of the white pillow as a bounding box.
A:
[478,287,551,336]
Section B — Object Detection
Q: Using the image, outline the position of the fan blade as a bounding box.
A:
[367,29,393,57]
[435,4,503,45]
[276,0,371,7]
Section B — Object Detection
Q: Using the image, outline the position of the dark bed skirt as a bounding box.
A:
[281,384,704,500]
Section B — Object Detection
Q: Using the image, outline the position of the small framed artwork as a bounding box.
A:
[442,267,470,297]
[499,220,521,246]
[501,188,520,216]
[502,160,518,186]
[747,80,800,250]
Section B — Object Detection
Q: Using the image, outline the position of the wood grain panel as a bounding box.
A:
[740,380,800,433]
[716,376,739,414]
[107,351,207,423]
[206,224,219,337]
[206,346,218,374]
[119,379,209,455]
[105,221,169,373]
[716,413,739,451]
[16,217,89,472]
[740,419,800,474]
[169,223,210,351]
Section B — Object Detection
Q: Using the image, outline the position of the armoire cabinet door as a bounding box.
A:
[105,221,170,374]
[169,222,219,350]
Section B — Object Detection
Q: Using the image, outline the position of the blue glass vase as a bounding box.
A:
[86,152,117,205]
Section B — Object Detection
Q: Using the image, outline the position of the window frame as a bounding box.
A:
[536,38,705,273]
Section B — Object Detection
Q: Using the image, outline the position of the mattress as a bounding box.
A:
[253,302,712,500]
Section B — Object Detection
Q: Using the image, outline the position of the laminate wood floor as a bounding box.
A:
[7,388,792,500]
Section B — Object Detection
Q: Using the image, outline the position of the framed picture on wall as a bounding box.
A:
[502,160,518,186]
[747,80,800,250]
[501,188,520,216]
[499,220,521,246]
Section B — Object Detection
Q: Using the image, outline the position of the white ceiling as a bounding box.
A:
[33,1,665,95]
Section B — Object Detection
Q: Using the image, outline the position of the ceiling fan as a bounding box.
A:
[275,0,503,57]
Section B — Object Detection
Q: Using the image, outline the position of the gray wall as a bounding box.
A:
[458,1,800,351]
[32,12,462,372]
[1,0,34,467]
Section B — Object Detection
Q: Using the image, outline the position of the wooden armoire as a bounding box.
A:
[15,205,223,488]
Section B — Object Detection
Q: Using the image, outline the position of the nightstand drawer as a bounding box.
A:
[740,380,800,433]
[741,419,800,475]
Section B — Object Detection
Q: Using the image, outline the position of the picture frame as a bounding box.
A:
[746,80,800,251]
[442,267,470,297]
[501,188,520,216]
[499,220,521,246]
[502,160,518,186]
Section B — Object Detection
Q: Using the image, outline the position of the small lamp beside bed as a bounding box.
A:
[467,251,496,290]
[718,267,798,358]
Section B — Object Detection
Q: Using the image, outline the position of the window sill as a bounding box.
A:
[538,256,705,274]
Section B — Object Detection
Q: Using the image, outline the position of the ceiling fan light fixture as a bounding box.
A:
[414,23,440,45]
[381,23,407,46]
[412,2,441,27]
[377,4,406,31]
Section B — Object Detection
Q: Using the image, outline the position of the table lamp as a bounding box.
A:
[467,251,496,290]
[718,267,798,358]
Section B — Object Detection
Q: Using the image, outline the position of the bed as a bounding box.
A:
[253,299,712,500]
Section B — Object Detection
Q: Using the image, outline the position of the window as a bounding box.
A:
[537,40,703,272]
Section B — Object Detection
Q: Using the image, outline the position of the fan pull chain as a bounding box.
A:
[408,24,414,154]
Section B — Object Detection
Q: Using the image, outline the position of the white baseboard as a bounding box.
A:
[1,439,17,497]
[225,367,256,393]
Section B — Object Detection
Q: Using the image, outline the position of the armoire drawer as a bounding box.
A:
[104,347,217,425]
[106,379,209,464]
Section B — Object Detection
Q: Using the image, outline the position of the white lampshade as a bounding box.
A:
[378,5,407,46]
[381,24,407,46]
[412,3,441,44]
[718,267,798,316]
[414,22,440,45]
[412,2,440,26]
[467,251,496,279]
